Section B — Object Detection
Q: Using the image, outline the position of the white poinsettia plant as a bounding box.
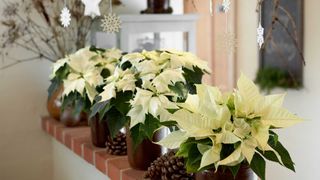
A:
[92,50,210,143]
[48,46,122,115]
[157,74,303,180]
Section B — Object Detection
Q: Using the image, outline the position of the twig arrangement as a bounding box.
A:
[256,0,304,90]
[0,0,121,70]
[256,0,304,65]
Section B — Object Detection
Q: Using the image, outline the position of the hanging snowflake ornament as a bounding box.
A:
[60,7,71,28]
[101,13,121,33]
[216,31,237,54]
[257,22,265,49]
[222,0,231,13]
[209,0,213,16]
[81,0,102,19]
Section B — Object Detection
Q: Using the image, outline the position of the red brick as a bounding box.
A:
[83,143,94,163]
[82,143,104,164]
[95,151,118,174]
[122,169,145,180]
[63,127,90,148]
[41,117,149,180]
[47,118,62,136]
[72,136,91,157]
[54,125,65,143]
[107,157,131,180]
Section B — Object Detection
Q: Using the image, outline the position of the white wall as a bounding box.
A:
[237,1,320,180]
[0,60,53,180]
[52,140,108,180]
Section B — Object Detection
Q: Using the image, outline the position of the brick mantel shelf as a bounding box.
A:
[41,116,145,180]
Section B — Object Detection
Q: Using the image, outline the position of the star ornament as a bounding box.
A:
[60,7,71,28]
[81,0,102,19]
[222,0,231,13]
[101,13,122,33]
[257,22,265,49]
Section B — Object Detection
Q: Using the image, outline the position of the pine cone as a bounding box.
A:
[105,132,127,156]
[145,151,194,180]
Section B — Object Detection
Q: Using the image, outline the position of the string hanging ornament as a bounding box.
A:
[257,1,265,49]
[101,0,121,33]
[60,0,71,28]
[209,0,213,16]
[81,0,102,19]
[222,0,231,13]
[216,0,237,54]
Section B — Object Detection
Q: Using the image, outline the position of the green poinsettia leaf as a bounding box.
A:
[185,143,202,173]
[98,102,113,121]
[101,69,111,79]
[90,45,106,53]
[183,66,204,94]
[73,97,85,117]
[48,77,61,100]
[55,63,69,80]
[89,97,110,119]
[250,153,266,180]
[106,108,128,138]
[130,124,146,151]
[267,135,295,172]
[120,61,132,70]
[129,114,162,150]
[114,91,133,115]
[61,92,77,110]
[143,115,162,141]
[48,64,69,99]
[160,120,177,128]
[176,139,197,158]
[168,81,188,102]
[229,164,241,178]
[183,66,204,84]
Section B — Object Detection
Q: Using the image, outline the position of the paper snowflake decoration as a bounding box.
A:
[222,0,231,13]
[81,0,102,19]
[217,32,237,54]
[60,7,71,28]
[257,22,265,49]
[101,14,121,33]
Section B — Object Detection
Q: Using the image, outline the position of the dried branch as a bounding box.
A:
[0,0,112,70]
[0,56,45,70]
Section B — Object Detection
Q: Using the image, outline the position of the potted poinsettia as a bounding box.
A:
[91,49,210,170]
[48,47,121,130]
[157,74,303,180]
[47,47,97,122]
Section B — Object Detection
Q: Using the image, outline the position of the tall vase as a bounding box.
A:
[90,115,110,148]
[141,0,173,14]
[195,164,256,180]
[47,86,63,120]
[126,128,167,170]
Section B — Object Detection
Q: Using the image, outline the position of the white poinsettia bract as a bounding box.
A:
[157,74,303,170]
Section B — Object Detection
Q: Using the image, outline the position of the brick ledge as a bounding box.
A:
[41,116,145,180]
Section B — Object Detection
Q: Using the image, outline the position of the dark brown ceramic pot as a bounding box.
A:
[141,0,173,14]
[90,115,110,148]
[60,107,88,127]
[126,128,166,170]
[47,86,63,120]
[195,164,256,180]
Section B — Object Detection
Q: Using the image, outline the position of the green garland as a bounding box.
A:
[255,67,302,92]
